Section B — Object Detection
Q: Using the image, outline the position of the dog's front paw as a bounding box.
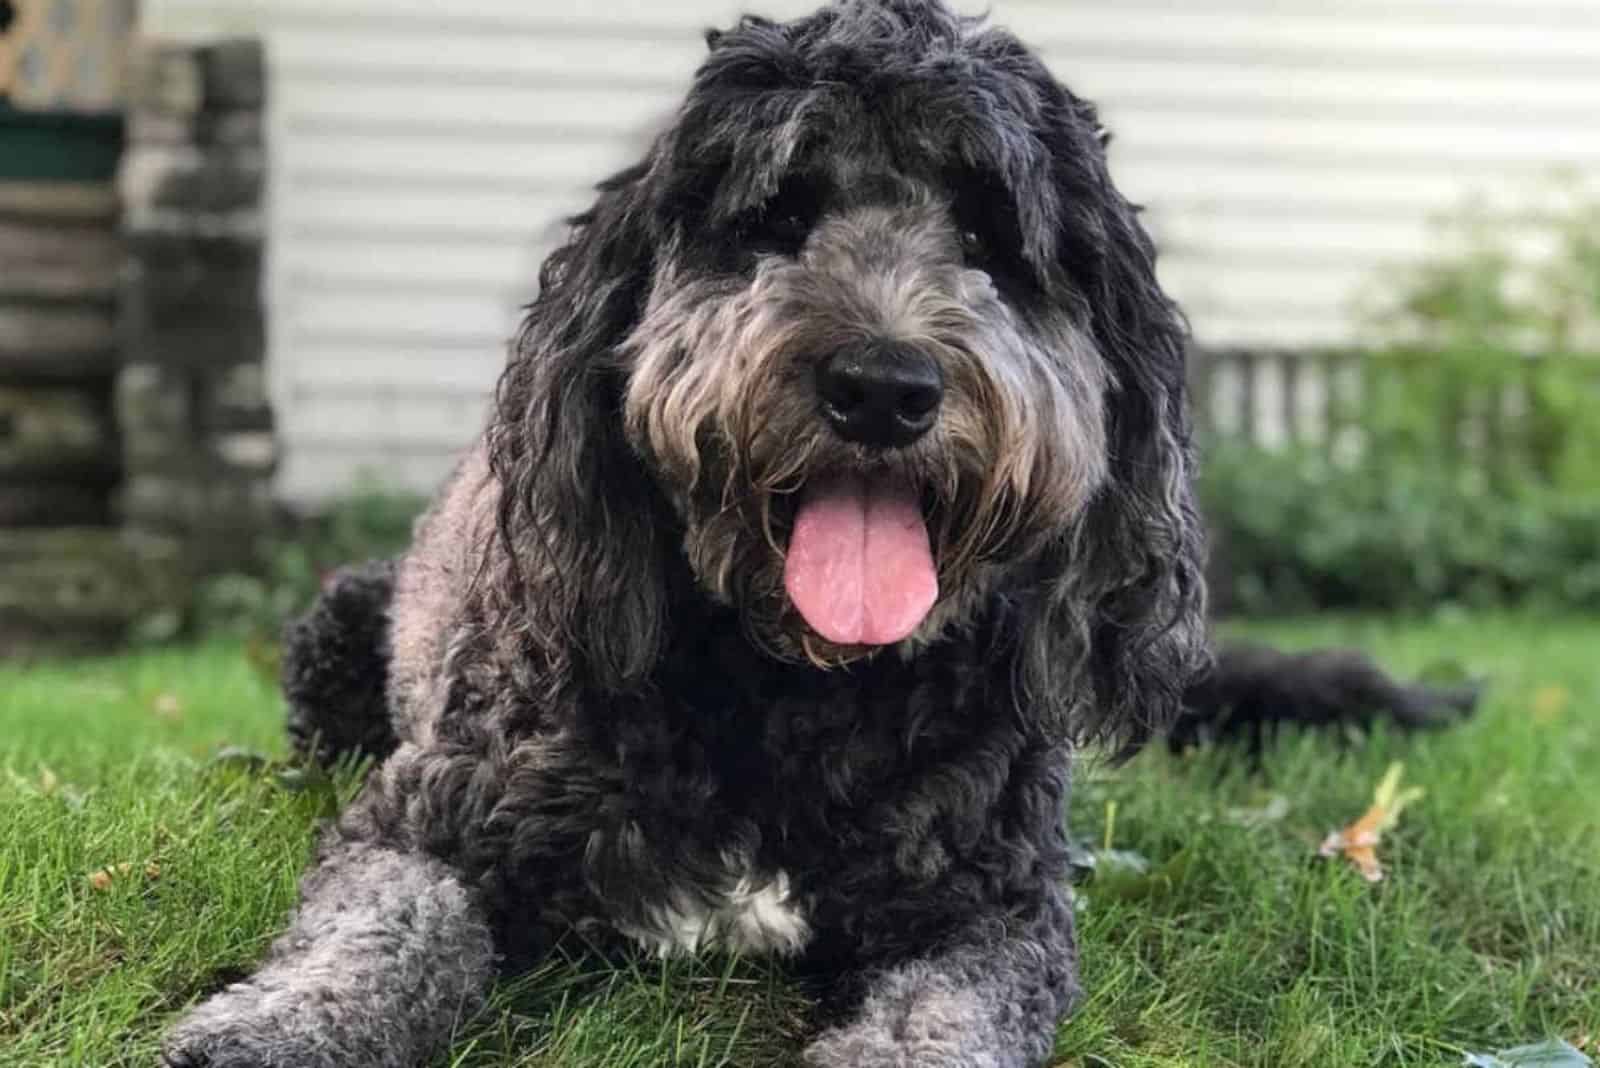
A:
[803,991,1004,1068]
[158,1037,264,1068]
[806,978,1017,1068]
[161,984,338,1068]
[803,1022,999,1068]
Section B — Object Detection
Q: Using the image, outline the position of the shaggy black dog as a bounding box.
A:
[164,3,1472,1065]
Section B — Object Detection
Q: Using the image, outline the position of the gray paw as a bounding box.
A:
[161,985,336,1068]
[803,1004,1003,1068]
[803,977,1015,1068]
[159,1042,264,1068]
[804,1027,1001,1068]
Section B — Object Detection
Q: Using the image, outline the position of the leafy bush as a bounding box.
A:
[1204,187,1600,614]
[1202,441,1600,615]
[1353,188,1600,494]
[193,486,427,640]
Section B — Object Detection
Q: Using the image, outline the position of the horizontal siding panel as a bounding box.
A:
[152,0,1600,33]
[169,0,823,34]
[1010,0,1600,15]
[277,131,642,186]
[280,392,494,447]
[284,292,522,345]
[281,346,505,394]
[1149,214,1437,263]
[280,166,588,197]
[1105,109,1600,167]
[1114,162,1589,219]
[279,185,588,235]
[1059,58,1600,121]
[278,322,510,354]
[258,7,1600,74]
[1147,211,1566,268]
[1185,313,1353,350]
[273,29,708,87]
[277,238,541,290]
[277,448,463,503]
[1020,12,1600,74]
[1159,260,1379,316]
[279,83,674,136]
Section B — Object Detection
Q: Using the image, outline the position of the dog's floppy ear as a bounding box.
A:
[487,159,671,694]
[1022,98,1210,756]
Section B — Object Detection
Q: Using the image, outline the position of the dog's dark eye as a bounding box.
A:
[948,169,1036,294]
[959,228,987,265]
[759,211,813,254]
[744,177,821,258]
[957,217,1008,278]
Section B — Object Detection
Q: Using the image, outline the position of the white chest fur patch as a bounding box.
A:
[620,869,810,958]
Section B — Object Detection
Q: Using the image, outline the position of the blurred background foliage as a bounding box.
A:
[187,484,425,644]
[1205,188,1600,615]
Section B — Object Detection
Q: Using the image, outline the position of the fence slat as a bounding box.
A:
[1236,350,1259,443]
[1193,348,1600,481]
[1278,352,1301,444]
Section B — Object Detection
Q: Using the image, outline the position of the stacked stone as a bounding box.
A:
[117,39,274,581]
[0,173,141,652]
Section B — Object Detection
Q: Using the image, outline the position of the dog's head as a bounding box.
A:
[490,0,1207,748]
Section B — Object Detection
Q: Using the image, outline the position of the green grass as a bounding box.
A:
[2,616,1598,1067]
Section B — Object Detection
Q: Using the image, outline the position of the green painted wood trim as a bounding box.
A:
[0,103,123,180]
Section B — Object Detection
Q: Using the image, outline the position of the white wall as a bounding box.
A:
[142,0,1600,503]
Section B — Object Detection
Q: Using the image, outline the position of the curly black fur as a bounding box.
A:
[282,560,400,767]
[1173,643,1480,754]
[162,4,1467,1067]
[283,571,1477,770]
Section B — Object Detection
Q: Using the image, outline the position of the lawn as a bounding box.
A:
[2,615,1597,1067]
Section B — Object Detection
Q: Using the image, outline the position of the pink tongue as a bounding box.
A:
[783,474,938,646]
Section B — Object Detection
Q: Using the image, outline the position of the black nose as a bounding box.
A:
[816,341,943,448]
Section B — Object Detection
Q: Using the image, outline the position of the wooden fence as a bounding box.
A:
[1189,347,1600,481]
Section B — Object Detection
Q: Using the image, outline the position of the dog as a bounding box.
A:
[162,3,1473,1065]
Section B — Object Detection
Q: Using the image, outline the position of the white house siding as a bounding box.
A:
[140,0,1600,504]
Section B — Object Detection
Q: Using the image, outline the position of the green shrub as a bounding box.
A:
[1353,189,1600,494]
[1204,187,1600,614]
[1201,440,1600,615]
[193,486,428,640]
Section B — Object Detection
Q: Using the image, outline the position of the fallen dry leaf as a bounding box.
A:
[152,692,184,721]
[87,861,161,891]
[1319,762,1424,883]
[88,863,133,891]
[1531,684,1571,725]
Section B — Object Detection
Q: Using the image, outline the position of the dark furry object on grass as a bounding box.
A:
[163,3,1471,1066]
[281,559,399,768]
[1172,643,1480,755]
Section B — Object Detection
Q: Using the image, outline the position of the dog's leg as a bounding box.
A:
[161,837,496,1068]
[804,886,1079,1068]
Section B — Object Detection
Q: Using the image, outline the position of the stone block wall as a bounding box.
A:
[117,38,273,580]
[0,177,141,652]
